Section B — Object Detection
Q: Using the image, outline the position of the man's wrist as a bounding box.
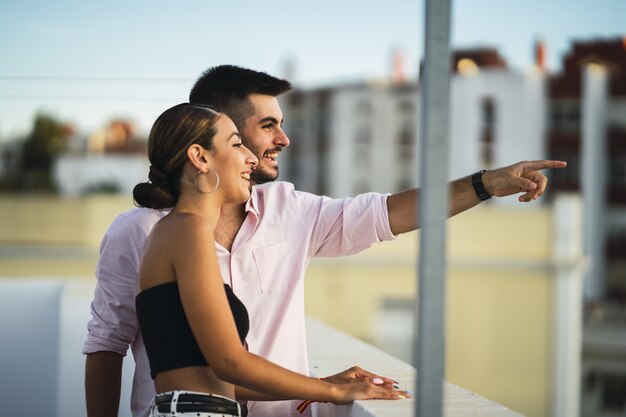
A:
[471,170,492,201]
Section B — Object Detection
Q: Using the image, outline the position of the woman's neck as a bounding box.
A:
[172,192,223,226]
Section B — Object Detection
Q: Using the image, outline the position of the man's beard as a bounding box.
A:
[245,141,280,185]
[251,166,278,185]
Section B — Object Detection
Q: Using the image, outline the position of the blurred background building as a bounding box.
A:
[277,37,626,416]
[1,36,626,417]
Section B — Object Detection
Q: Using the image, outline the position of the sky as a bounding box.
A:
[1,0,625,139]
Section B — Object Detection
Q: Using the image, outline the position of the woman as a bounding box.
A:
[133,103,406,417]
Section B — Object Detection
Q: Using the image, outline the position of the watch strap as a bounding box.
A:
[471,169,492,201]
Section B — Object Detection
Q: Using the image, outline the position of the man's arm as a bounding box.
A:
[83,210,161,417]
[387,160,567,235]
[85,351,123,417]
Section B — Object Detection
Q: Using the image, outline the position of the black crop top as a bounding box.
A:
[135,281,249,379]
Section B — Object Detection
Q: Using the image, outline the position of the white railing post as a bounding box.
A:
[581,63,608,300]
[552,194,584,417]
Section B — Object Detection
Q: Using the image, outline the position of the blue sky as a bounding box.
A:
[1,0,624,138]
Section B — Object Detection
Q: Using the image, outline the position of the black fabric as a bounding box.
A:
[136,281,249,379]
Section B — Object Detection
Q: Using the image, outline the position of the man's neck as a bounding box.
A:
[214,202,248,251]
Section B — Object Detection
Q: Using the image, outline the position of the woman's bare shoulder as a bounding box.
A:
[152,212,214,241]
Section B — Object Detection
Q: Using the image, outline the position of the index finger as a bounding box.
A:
[526,160,567,170]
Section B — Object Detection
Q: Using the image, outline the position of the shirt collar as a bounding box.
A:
[244,186,260,216]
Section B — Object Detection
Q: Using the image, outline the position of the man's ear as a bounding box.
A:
[186,144,211,172]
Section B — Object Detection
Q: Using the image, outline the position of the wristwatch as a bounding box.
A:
[471,170,492,201]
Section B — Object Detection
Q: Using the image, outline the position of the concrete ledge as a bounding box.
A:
[306,317,524,417]
[0,278,524,417]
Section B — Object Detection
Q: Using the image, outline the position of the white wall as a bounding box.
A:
[0,279,135,417]
[54,154,149,196]
[450,69,546,206]
[329,87,418,197]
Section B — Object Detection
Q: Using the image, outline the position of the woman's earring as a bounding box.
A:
[194,169,220,194]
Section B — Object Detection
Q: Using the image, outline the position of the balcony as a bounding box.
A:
[0,278,521,417]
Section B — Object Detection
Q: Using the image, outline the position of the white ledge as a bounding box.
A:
[306,317,524,417]
[0,278,524,417]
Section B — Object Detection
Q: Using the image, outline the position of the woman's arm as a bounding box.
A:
[174,216,404,404]
[234,366,397,401]
[234,386,285,401]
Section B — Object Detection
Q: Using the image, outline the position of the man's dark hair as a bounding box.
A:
[189,65,292,129]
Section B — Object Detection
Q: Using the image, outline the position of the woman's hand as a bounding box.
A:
[323,366,396,389]
[331,380,410,404]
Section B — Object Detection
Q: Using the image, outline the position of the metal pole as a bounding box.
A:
[415,0,452,416]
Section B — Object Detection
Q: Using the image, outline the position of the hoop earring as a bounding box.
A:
[194,169,220,194]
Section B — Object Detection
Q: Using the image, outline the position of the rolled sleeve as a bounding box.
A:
[82,209,154,356]
[306,190,396,257]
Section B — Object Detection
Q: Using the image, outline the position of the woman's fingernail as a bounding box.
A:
[372,377,384,384]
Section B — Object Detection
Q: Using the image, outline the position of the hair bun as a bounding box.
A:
[148,165,169,189]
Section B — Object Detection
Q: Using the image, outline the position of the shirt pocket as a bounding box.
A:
[252,241,291,294]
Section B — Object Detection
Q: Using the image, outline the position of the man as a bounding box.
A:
[84,65,566,417]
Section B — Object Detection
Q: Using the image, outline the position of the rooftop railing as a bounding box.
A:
[0,278,522,417]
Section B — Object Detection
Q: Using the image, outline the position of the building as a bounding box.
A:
[546,38,626,416]
[53,119,148,196]
[547,38,626,302]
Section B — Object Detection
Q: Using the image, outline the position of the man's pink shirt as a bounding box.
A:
[83,181,395,417]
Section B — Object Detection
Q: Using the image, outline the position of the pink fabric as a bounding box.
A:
[83,181,395,417]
